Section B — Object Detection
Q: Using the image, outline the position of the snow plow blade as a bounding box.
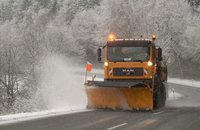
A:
[84,81,153,110]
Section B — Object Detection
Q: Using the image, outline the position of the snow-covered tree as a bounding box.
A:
[0,19,21,108]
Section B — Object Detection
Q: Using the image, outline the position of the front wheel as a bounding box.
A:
[153,82,166,110]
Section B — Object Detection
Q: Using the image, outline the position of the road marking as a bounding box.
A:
[107,123,128,130]
[153,111,164,115]
[136,119,157,126]
[78,116,119,129]
[146,119,156,124]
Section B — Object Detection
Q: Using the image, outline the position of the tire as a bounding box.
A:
[153,82,166,110]
[153,90,161,110]
[161,83,166,107]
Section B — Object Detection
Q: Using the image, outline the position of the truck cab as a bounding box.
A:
[85,35,167,110]
[98,35,167,88]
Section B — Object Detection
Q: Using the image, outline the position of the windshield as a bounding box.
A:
[107,47,150,62]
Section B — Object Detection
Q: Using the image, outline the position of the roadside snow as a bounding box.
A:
[0,109,90,124]
[168,78,200,88]
[167,78,200,100]
[167,89,183,100]
[166,78,200,100]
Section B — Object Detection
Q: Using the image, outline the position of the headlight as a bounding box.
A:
[104,62,108,66]
[148,61,153,66]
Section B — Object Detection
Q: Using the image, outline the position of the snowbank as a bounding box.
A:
[168,78,200,88]
[166,78,200,100]
[0,109,89,123]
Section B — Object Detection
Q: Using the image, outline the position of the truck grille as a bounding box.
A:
[113,68,143,76]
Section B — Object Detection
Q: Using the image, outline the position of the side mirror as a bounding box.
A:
[158,48,162,61]
[97,48,102,62]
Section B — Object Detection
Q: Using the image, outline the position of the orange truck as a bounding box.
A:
[84,35,167,110]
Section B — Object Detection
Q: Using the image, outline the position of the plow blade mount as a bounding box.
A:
[85,81,153,110]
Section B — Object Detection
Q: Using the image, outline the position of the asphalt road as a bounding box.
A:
[1,83,200,130]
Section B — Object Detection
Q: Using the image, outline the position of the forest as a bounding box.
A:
[0,0,200,115]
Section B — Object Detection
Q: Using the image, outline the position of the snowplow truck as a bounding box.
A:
[84,35,167,110]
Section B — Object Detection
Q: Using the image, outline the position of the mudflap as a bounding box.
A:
[85,85,153,110]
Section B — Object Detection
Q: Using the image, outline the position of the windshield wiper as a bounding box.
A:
[112,60,144,63]
[112,60,126,62]
[131,60,144,63]
[117,60,126,62]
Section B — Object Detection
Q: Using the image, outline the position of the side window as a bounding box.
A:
[152,46,155,60]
